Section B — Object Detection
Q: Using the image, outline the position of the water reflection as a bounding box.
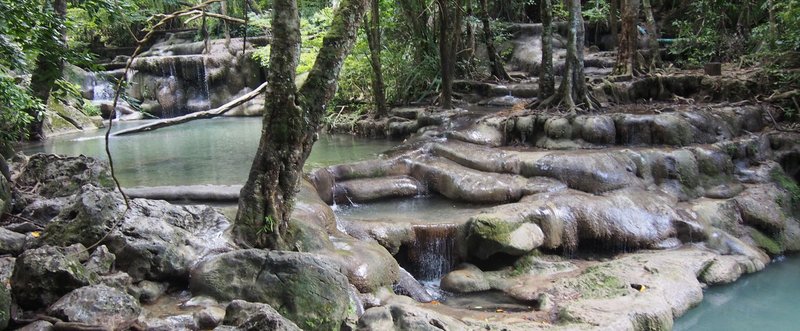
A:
[19,118,398,187]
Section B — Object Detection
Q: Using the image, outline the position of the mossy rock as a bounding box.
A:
[561,264,627,299]
[467,214,544,260]
[747,227,783,255]
[190,250,350,330]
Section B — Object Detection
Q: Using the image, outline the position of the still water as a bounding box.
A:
[674,255,800,331]
[20,118,398,187]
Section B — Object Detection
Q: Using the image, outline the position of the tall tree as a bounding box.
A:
[609,0,619,50]
[478,0,511,80]
[539,0,555,98]
[538,0,595,113]
[235,0,369,249]
[435,0,462,109]
[613,0,640,76]
[28,0,67,140]
[365,0,387,118]
[642,0,660,70]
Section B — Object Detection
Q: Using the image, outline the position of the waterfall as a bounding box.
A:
[200,57,211,110]
[90,74,116,101]
[399,224,459,281]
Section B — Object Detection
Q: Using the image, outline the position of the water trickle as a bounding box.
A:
[91,74,116,101]
[200,57,211,110]
[398,224,460,281]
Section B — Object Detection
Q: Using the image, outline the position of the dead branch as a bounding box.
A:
[112,81,268,136]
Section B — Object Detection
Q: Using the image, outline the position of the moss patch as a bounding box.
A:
[748,227,783,255]
[561,264,627,299]
[770,168,800,214]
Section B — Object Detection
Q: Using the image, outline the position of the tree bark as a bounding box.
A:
[479,0,511,81]
[28,0,68,140]
[613,0,640,76]
[235,0,369,249]
[609,0,619,50]
[539,0,595,113]
[642,0,660,70]
[365,0,388,118]
[539,0,555,98]
[436,0,461,109]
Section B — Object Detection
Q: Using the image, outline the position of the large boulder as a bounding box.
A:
[0,228,26,255]
[46,284,141,330]
[326,236,400,293]
[357,304,468,331]
[44,185,233,281]
[519,152,641,194]
[190,249,351,330]
[221,300,301,331]
[13,154,114,200]
[11,245,97,309]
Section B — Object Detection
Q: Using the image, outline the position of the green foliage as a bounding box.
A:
[257,215,277,235]
[582,0,609,24]
[0,75,41,151]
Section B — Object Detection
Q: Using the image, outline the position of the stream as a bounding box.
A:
[17,118,800,328]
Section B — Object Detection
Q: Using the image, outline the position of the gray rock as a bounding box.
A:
[327,236,400,293]
[98,272,134,294]
[138,314,197,331]
[221,300,301,331]
[44,185,233,281]
[440,264,491,293]
[14,320,54,331]
[410,157,530,203]
[194,306,227,329]
[357,304,468,331]
[190,249,350,330]
[0,257,14,286]
[394,268,434,303]
[0,174,9,216]
[84,245,115,274]
[13,154,114,200]
[519,152,641,194]
[333,176,424,204]
[467,216,544,259]
[11,245,97,309]
[136,280,168,303]
[46,285,141,330]
[0,228,26,255]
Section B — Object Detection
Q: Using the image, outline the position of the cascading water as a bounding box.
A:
[398,224,459,281]
[91,74,116,101]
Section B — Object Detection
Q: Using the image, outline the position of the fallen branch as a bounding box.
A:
[112,81,268,136]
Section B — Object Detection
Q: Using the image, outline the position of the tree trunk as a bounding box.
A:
[479,0,511,81]
[642,0,660,70]
[365,0,388,118]
[398,0,435,62]
[767,0,776,48]
[539,0,555,98]
[28,0,68,140]
[436,0,454,109]
[613,0,640,76]
[609,0,619,50]
[222,0,231,49]
[235,0,369,249]
[539,0,595,113]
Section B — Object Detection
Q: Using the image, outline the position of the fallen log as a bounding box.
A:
[112,81,268,136]
[125,185,243,202]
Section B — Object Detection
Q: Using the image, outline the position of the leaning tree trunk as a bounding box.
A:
[642,0,660,70]
[613,0,640,76]
[539,0,555,98]
[479,0,511,81]
[540,0,595,113]
[365,0,388,118]
[235,0,369,249]
[28,0,67,140]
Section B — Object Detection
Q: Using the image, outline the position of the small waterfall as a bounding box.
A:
[90,74,116,101]
[398,225,459,281]
[199,57,211,110]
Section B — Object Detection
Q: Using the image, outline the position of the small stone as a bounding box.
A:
[47,285,141,330]
[136,280,167,304]
[0,228,26,255]
[194,306,226,329]
[84,245,115,274]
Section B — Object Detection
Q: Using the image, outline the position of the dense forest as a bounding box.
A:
[1,0,800,330]
[2,0,799,149]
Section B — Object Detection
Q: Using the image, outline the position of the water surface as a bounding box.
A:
[675,255,800,331]
[20,117,397,187]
